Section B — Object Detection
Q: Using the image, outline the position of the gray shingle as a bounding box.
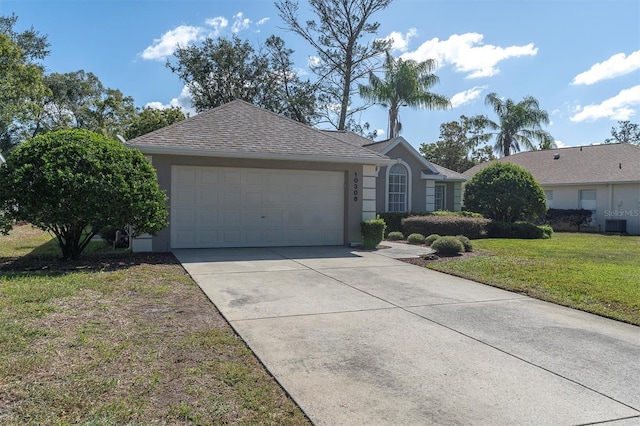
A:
[463,144,640,184]
[126,100,390,163]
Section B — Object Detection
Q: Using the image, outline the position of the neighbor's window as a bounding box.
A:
[435,184,446,211]
[388,164,408,212]
[545,190,553,209]
[579,189,597,225]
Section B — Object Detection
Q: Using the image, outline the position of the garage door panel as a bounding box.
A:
[173,208,196,226]
[222,210,242,227]
[197,209,218,226]
[222,189,241,205]
[197,168,219,184]
[196,188,218,206]
[171,166,344,248]
[222,170,242,185]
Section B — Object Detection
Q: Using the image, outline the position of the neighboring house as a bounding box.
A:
[324,131,466,213]
[463,143,640,235]
[125,100,392,251]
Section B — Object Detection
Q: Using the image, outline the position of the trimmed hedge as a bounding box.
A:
[546,208,592,231]
[386,231,404,241]
[425,234,441,246]
[456,235,473,252]
[431,236,465,256]
[407,233,426,245]
[487,221,553,239]
[377,212,425,235]
[377,211,482,235]
[361,217,387,249]
[401,215,490,240]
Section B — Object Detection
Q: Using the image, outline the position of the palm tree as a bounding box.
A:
[359,51,450,139]
[481,93,553,157]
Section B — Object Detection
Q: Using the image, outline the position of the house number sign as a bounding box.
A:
[353,172,359,201]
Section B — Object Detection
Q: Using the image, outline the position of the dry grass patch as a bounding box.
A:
[0,225,310,425]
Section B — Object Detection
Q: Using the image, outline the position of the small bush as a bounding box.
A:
[486,221,553,239]
[425,234,441,246]
[386,231,404,241]
[431,236,464,256]
[546,208,592,231]
[539,224,554,239]
[402,215,490,240]
[361,217,387,249]
[407,233,426,245]
[456,235,473,252]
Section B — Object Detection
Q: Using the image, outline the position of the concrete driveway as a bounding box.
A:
[173,246,640,426]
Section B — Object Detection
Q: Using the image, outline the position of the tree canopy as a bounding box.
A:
[125,106,186,140]
[0,129,168,259]
[167,35,316,124]
[0,15,49,152]
[276,0,392,131]
[605,120,640,145]
[478,93,553,157]
[359,51,450,139]
[420,115,496,173]
[463,162,547,222]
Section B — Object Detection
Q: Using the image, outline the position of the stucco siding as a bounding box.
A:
[147,154,369,251]
[543,183,640,235]
[377,144,428,212]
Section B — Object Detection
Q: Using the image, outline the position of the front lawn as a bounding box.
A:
[0,225,310,425]
[426,233,640,326]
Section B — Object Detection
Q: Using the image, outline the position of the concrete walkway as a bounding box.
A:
[173,246,640,426]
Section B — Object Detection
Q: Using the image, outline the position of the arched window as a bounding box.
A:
[388,164,408,212]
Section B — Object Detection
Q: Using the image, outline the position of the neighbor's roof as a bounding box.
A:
[463,143,640,185]
[126,100,392,165]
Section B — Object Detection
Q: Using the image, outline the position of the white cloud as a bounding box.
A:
[146,85,196,117]
[572,50,640,85]
[257,17,270,25]
[205,16,228,34]
[450,85,486,108]
[232,12,251,33]
[308,55,321,68]
[141,13,257,61]
[401,33,537,79]
[570,85,640,122]
[141,25,202,61]
[554,140,568,148]
[385,28,418,52]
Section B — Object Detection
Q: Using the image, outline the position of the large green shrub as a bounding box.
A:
[0,129,169,259]
[464,163,547,222]
[402,215,490,240]
[431,236,464,255]
[361,217,387,249]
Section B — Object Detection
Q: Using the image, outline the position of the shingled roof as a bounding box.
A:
[125,100,391,165]
[463,143,640,185]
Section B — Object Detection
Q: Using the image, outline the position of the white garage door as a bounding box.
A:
[171,166,345,248]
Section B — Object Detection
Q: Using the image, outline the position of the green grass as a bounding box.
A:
[0,225,310,425]
[427,233,640,325]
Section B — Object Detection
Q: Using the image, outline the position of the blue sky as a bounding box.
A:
[2,0,639,152]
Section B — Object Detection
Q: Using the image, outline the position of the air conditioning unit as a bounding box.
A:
[605,219,627,233]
